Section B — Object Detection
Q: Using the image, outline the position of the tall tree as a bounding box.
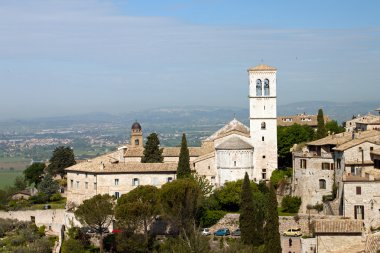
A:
[24,162,45,186]
[141,133,163,163]
[75,194,114,253]
[316,109,327,139]
[325,120,345,134]
[240,173,262,246]
[160,178,201,234]
[264,183,281,253]
[177,133,191,179]
[37,174,60,199]
[47,146,76,177]
[115,185,159,242]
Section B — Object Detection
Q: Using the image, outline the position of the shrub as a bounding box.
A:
[200,210,227,228]
[281,196,301,213]
[49,193,62,202]
[61,238,86,253]
[270,168,292,188]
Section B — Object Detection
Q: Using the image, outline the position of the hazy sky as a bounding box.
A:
[0,0,379,119]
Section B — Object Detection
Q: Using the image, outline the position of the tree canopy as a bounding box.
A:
[316,108,327,139]
[37,174,59,199]
[74,194,114,253]
[141,133,163,163]
[264,184,281,253]
[177,133,191,179]
[24,162,46,186]
[47,146,76,177]
[325,120,345,134]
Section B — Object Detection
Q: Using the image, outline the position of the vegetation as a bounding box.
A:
[47,146,76,177]
[281,196,302,213]
[270,168,292,189]
[264,184,281,253]
[325,120,345,134]
[141,133,163,163]
[200,210,227,227]
[177,133,191,179]
[23,162,46,186]
[316,108,327,139]
[37,174,60,201]
[74,194,114,253]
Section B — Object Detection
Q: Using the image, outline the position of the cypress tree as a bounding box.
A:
[316,108,327,139]
[141,133,163,163]
[177,133,191,179]
[264,183,281,253]
[240,172,259,245]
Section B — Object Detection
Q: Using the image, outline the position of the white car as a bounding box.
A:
[201,228,211,236]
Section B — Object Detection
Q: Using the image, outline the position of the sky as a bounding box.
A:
[0,0,379,119]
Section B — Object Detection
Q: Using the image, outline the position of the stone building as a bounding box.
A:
[292,130,380,213]
[345,110,380,132]
[66,64,279,205]
[277,113,330,129]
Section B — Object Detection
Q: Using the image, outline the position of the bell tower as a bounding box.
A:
[247,64,278,181]
[130,122,143,148]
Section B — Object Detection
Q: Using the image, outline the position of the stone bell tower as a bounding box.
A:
[247,64,278,181]
[130,122,143,148]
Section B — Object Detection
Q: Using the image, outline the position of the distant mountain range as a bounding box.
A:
[0,101,378,130]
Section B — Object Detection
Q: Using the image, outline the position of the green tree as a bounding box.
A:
[13,176,27,191]
[325,120,345,134]
[316,109,327,139]
[281,196,302,213]
[24,163,46,186]
[61,238,86,253]
[115,185,159,242]
[160,178,201,234]
[74,194,114,253]
[177,133,191,179]
[47,146,76,177]
[141,133,163,163]
[37,174,59,199]
[264,184,281,253]
[239,173,263,247]
[191,173,213,197]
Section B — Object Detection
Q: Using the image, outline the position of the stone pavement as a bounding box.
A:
[281,236,301,253]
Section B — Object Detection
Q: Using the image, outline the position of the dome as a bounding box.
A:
[131,122,142,130]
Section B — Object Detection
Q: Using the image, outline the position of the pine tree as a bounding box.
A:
[177,133,191,179]
[47,146,76,178]
[316,108,327,139]
[264,183,281,253]
[141,133,163,163]
[240,172,260,246]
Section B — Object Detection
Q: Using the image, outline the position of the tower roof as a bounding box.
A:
[131,122,142,130]
[247,64,277,72]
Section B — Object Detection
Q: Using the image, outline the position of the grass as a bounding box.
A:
[0,170,23,189]
[277,207,297,216]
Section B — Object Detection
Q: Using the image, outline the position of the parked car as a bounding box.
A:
[283,228,302,237]
[231,228,241,236]
[201,228,211,236]
[214,228,230,236]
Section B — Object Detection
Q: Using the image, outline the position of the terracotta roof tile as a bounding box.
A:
[205,119,250,141]
[314,219,363,234]
[247,64,277,71]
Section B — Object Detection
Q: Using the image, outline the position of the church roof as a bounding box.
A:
[215,137,253,150]
[247,64,277,72]
[124,146,204,157]
[65,151,178,173]
[205,118,250,141]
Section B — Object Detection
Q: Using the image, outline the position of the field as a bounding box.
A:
[0,170,23,189]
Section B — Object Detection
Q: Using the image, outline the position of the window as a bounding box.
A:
[208,166,210,170]
[135,139,139,145]
[132,178,139,186]
[211,176,216,185]
[337,159,341,169]
[234,161,236,166]
[256,79,262,96]
[300,159,307,169]
[262,136,264,141]
[262,169,267,180]
[115,179,119,186]
[370,147,374,151]
[322,163,330,170]
[354,205,364,220]
[330,163,335,170]
[264,79,270,96]
[85,173,88,178]
[85,182,88,189]
[356,186,361,195]
[94,182,97,190]
[375,159,380,169]
[167,177,173,183]
[70,180,73,188]
[319,179,326,189]
[261,122,266,130]
[76,181,79,189]
[114,192,120,199]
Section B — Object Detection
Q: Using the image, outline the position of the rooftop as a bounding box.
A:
[277,114,330,127]
[247,64,277,72]
[205,118,250,141]
[215,137,253,150]
[314,219,363,234]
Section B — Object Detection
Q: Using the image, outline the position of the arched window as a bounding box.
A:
[264,79,270,96]
[319,179,326,189]
[135,139,139,145]
[261,122,266,130]
[256,79,262,96]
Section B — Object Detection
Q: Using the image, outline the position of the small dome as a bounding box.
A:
[131,122,142,130]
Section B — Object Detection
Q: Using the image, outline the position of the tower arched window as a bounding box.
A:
[256,79,262,96]
[135,139,139,145]
[261,122,266,130]
[264,79,270,96]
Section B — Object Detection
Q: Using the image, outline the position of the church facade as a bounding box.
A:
[66,64,278,205]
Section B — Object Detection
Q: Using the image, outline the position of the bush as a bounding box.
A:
[281,196,301,213]
[200,210,227,227]
[61,238,86,253]
[270,168,292,188]
[49,193,62,202]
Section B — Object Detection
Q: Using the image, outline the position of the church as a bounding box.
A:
[65,64,278,205]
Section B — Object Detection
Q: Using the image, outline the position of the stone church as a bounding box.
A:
[66,64,278,205]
